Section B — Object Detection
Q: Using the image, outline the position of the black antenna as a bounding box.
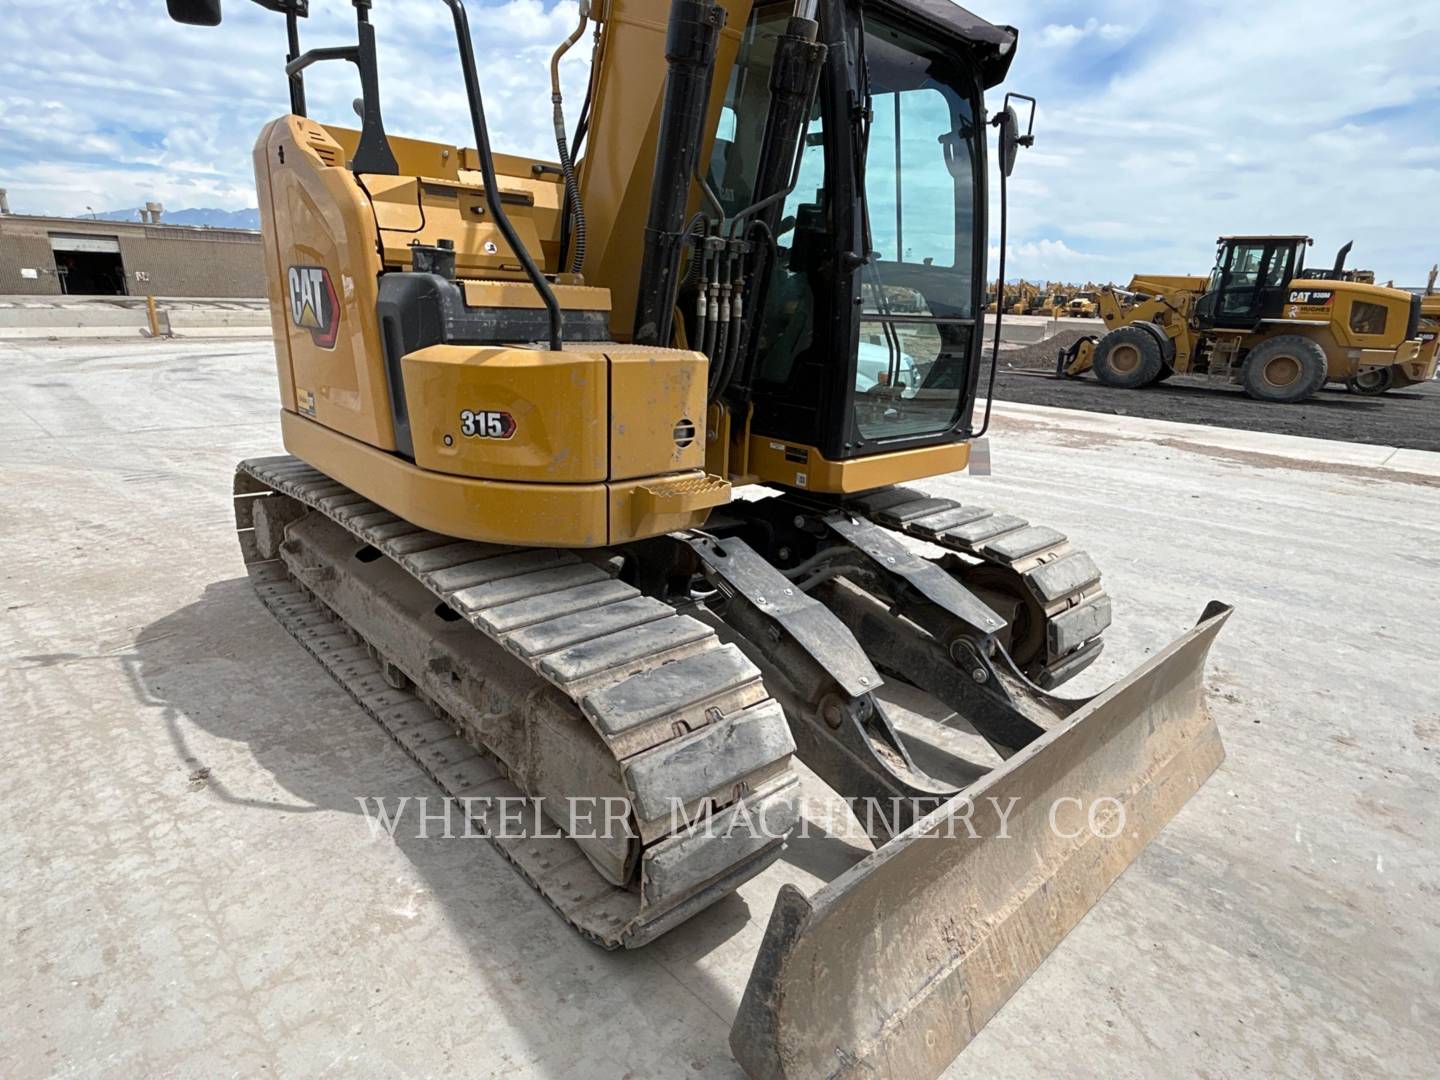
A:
[284,2,307,115]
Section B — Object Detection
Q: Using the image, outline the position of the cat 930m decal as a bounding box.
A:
[288,265,340,349]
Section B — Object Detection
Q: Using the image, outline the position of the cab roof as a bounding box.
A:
[1216,235,1312,243]
[870,0,1019,87]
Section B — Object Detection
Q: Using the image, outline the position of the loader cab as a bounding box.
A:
[707,0,1015,464]
[1195,235,1308,329]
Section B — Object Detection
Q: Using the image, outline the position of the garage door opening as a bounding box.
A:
[49,234,128,296]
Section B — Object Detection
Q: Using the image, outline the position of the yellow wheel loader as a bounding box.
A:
[168,1,1231,1076]
[1059,236,1433,402]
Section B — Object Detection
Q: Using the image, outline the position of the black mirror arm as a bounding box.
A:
[1000,91,1037,146]
[285,45,359,76]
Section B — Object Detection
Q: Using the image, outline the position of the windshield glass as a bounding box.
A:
[855,18,979,441]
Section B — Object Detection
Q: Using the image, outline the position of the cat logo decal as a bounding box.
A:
[288,265,340,349]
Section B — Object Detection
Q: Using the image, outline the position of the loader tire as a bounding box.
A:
[1242,335,1329,403]
[1091,326,1163,388]
[1346,367,1394,395]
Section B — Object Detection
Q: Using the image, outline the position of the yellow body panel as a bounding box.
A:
[252,120,298,413]
[258,117,396,449]
[364,173,555,276]
[1280,279,1417,352]
[327,126,465,181]
[282,409,610,546]
[746,438,972,495]
[607,346,708,481]
[461,280,612,312]
[402,345,609,483]
[399,341,708,487]
[1127,274,1207,295]
[281,410,724,547]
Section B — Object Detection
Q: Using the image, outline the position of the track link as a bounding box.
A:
[234,456,798,948]
[850,485,1112,687]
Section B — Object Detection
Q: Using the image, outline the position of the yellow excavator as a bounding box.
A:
[167,1,1230,1076]
[1059,237,1433,401]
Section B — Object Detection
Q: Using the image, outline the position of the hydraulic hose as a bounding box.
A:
[550,3,589,275]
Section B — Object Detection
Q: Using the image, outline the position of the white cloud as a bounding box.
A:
[988,239,1116,281]
[984,0,1440,283]
[1037,18,1133,48]
[1,0,1437,285]
[0,0,589,216]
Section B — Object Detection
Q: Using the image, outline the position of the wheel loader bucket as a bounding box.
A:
[730,601,1232,1080]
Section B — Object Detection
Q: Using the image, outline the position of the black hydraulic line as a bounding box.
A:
[633,0,726,346]
[550,3,589,275]
[694,235,712,351]
[440,0,564,351]
[714,251,734,371]
[702,249,721,360]
[974,113,1011,439]
[678,212,709,289]
[725,16,826,241]
[714,220,767,398]
[558,73,593,271]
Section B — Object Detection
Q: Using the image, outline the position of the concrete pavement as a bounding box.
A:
[2,339,1437,1078]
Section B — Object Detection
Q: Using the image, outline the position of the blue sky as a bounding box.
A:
[2,0,1437,283]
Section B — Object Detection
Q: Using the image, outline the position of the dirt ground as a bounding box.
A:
[991,330,1440,453]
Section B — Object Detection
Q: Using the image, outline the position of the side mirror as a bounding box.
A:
[996,93,1036,178]
[167,0,222,26]
[998,106,1021,177]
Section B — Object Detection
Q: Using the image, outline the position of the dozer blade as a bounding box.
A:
[730,601,1232,1080]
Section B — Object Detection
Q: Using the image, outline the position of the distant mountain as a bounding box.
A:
[96,207,261,230]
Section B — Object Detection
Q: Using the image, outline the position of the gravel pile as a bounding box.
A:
[992,327,1097,372]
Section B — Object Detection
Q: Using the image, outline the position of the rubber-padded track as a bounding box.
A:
[851,486,1112,687]
[234,455,799,949]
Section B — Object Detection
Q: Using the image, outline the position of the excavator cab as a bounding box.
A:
[1195,234,1308,328]
[712,0,991,458]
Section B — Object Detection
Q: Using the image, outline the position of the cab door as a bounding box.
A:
[1196,240,1296,329]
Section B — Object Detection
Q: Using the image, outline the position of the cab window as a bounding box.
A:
[1349,300,1388,336]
